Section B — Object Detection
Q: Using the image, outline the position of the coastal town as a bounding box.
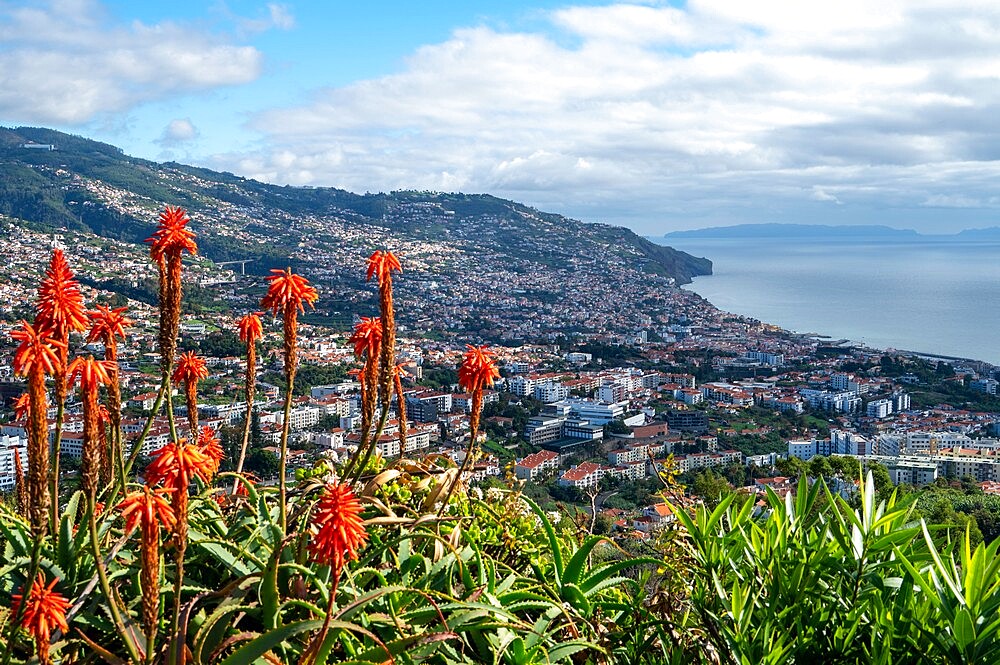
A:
[3,211,1000,542]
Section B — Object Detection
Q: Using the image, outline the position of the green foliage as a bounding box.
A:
[686,469,734,508]
[672,472,1000,664]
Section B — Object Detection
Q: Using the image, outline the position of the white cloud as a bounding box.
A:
[222,0,1000,232]
[0,0,263,124]
[157,118,199,146]
[234,3,295,34]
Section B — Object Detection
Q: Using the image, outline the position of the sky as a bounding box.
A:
[1,0,999,235]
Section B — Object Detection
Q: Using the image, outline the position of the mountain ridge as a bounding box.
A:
[0,126,711,283]
[0,126,712,343]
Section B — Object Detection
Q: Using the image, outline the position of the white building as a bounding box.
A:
[866,399,893,419]
[555,399,627,425]
[0,434,28,492]
[558,461,606,489]
[744,351,784,366]
[514,449,559,481]
[533,381,570,403]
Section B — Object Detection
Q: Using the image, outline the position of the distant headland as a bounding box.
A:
[660,223,1000,241]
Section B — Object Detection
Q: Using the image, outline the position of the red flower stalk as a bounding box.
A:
[35,249,88,339]
[196,426,224,475]
[233,312,264,488]
[440,346,500,511]
[236,312,263,402]
[261,268,318,382]
[117,485,177,533]
[261,268,317,527]
[366,251,402,406]
[12,320,65,537]
[237,311,264,346]
[11,574,70,665]
[144,435,209,658]
[233,472,260,498]
[86,305,130,483]
[307,483,368,574]
[146,206,198,264]
[348,316,382,359]
[67,356,115,497]
[86,305,131,361]
[172,351,209,434]
[116,485,176,646]
[146,207,197,376]
[96,404,111,484]
[458,345,501,445]
[349,317,382,439]
[13,392,30,421]
[145,439,216,495]
[144,437,214,591]
[35,249,88,525]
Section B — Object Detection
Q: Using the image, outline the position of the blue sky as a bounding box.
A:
[2,0,999,234]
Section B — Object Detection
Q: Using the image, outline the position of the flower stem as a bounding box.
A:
[88,493,142,665]
[279,369,294,531]
[48,394,66,535]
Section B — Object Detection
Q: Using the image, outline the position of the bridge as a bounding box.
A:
[215,259,254,275]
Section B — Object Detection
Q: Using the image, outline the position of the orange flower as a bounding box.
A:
[87,305,129,485]
[365,250,402,286]
[173,351,209,434]
[366,252,401,406]
[145,439,216,491]
[67,356,114,393]
[196,426,224,474]
[11,320,62,536]
[115,486,175,646]
[12,320,64,377]
[116,486,177,534]
[13,392,30,421]
[11,574,70,665]
[261,268,318,384]
[233,472,260,497]
[308,483,368,573]
[172,351,209,385]
[236,312,264,345]
[35,249,87,335]
[68,356,115,496]
[348,316,382,360]
[86,305,131,358]
[458,345,501,394]
[443,346,500,509]
[148,206,197,376]
[262,268,319,315]
[146,206,197,262]
[233,313,262,489]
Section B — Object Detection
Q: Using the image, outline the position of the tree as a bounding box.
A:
[808,455,834,480]
[603,418,631,437]
[867,462,894,503]
[689,470,733,508]
[829,455,861,480]
[926,499,983,548]
[776,456,807,478]
[245,448,280,480]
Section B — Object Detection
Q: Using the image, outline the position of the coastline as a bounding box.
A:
[660,235,1000,367]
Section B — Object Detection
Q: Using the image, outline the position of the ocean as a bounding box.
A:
[652,236,1000,366]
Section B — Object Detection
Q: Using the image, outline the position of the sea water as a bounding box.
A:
[654,236,1000,365]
